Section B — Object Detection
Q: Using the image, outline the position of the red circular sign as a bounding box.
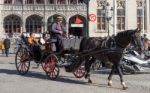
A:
[89,14,96,22]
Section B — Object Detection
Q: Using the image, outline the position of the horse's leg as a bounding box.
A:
[116,64,128,90]
[85,57,96,83]
[108,65,115,86]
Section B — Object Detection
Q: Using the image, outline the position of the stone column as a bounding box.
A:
[23,0,25,4]
[12,0,15,4]
[88,0,97,37]
[22,16,26,32]
[0,16,4,38]
[66,18,69,37]
[113,0,117,35]
[66,0,68,4]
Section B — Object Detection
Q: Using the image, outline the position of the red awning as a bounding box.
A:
[75,17,82,24]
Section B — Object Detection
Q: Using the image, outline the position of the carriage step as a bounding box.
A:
[57,62,71,67]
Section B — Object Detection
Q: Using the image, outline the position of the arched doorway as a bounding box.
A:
[4,15,22,38]
[69,15,86,37]
[47,14,66,33]
[26,15,43,33]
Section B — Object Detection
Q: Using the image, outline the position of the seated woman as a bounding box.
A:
[27,32,37,46]
[27,32,41,62]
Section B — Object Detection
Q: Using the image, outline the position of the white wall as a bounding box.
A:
[125,0,137,29]
[0,0,3,4]
[146,0,150,39]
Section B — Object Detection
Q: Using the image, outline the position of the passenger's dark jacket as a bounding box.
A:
[4,38,10,49]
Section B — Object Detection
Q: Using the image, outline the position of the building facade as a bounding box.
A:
[0,0,87,38]
[88,0,150,38]
[0,0,149,38]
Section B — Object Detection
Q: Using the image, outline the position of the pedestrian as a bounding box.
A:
[51,16,66,55]
[4,36,10,57]
[0,39,2,55]
[1,38,5,56]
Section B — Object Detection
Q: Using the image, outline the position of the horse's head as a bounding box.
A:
[115,28,143,53]
[130,28,143,54]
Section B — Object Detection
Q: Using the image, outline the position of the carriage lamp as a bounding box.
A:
[102,2,113,36]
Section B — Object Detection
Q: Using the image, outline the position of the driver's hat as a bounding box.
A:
[56,16,63,21]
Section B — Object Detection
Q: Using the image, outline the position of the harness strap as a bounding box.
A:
[101,37,109,48]
[110,36,116,48]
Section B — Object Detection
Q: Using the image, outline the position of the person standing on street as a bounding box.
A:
[4,37,10,57]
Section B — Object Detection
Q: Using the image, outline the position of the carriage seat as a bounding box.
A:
[21,34,30,46]
[50,36,57,43]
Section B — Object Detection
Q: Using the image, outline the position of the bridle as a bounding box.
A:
[131,33,143,53]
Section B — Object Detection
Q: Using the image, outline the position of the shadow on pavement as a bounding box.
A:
[0,68,86,85]
[0,68,122,89]
[0,69,46,80]
[55,75,86,85]
[0,69,17,75]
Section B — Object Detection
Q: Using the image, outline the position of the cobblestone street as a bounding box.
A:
[0,54,150,93]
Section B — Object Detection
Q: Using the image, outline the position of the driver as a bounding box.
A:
[51,16,66,55]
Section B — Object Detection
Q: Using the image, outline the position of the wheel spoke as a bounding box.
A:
[15,48,30,75]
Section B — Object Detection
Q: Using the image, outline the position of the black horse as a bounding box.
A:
[76,28,143,90]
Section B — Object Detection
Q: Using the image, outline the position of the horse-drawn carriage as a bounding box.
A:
[15,28,143,90]
[15,32,85,80]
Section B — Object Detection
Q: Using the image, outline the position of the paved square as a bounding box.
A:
[0,54,150,93]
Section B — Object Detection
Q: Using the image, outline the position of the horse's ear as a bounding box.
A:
[136,28,141,33]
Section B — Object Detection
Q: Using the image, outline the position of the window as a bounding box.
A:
[26,16,42,33]
[117,9,125,31]
[78,0,83,4]
[25,0,34,4]
[57,0,65,4]
[47,0,55,4]
[4,0,12,4]
[97,9,106,32]
[69,0,84,4]
[69,0,77,4]
[137,9,146,30]
[4,15,21,34]
[36,0,44,4]
[14,0,23,4]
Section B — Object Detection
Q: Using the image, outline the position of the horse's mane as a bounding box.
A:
[116,30,135,38]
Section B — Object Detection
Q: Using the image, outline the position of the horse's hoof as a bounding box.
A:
[108,81,112,86]
[122,87,128,90]
[88,80,92,83]
[85,74,88,79]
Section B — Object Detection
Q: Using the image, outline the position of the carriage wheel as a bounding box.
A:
[15,47,30,75]
[73,63,86,78]
[42,54,59,80]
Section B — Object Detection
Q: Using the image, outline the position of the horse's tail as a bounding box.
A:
[79,37,87,52]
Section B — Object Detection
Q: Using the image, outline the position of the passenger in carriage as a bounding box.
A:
[27,32,41,63]
[39,33,47,45]
[27,32,37,46]
[51,16,66,55]
[39,33,47,62]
